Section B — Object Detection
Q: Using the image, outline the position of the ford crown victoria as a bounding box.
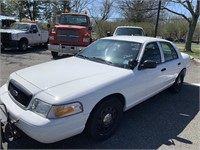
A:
[0,36,190,143]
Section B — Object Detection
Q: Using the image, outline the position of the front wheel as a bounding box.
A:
[19,40,28,51]
[51,51,58,59]
[86,97,123,141]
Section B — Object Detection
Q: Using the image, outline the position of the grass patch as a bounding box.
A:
[91,33,99,40]
[176,43,200,59]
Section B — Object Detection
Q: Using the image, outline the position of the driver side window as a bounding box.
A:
[141,42,161,64]
[30,25,38,33]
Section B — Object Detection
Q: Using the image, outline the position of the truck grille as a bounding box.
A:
[8,80,32,107]
[57,29,79,43]
[1,32,12,41]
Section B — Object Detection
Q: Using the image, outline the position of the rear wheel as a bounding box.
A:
[170,72,184,93]
[51,51,58,59]
[86,97,123,141]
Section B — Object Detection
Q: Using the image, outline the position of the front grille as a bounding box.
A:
[1,32,12,41]
[8,80,32,107]
[57,29,79,43]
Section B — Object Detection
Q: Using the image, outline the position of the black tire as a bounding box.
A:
[44,39,49,48]
[86,97,123,141]
[19,40,28,51]
[51,51,58,59]
[170,72,184,93]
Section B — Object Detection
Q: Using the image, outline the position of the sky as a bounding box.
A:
[93,0,198,20]
[167,0,198,18]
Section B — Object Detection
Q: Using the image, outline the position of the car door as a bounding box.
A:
[126,42,167,106]
[28,25,41,44]
[158,41,182,86]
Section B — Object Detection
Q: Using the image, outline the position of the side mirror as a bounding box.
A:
[139,60,157,70]
[107,32,112,37]
[89,26,92,30]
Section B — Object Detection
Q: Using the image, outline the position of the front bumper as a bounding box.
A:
[0,84,88,143]
[1,40,19,48]
[48,44,85,55]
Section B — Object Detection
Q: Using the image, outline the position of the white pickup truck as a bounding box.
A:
[0,22,49,51]
[113,26,145,36]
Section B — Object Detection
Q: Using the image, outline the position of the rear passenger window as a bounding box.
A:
[160,42,178,62]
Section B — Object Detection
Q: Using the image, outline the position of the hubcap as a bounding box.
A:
[22,43,27,50]
[177,76,182,85]
[97,107,116,133]
[103,113,112,125]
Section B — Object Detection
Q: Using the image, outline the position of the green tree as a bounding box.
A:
[161,18,188,40]
[163,0,200,52]
[0,0,18,16]
[118,0,166,22]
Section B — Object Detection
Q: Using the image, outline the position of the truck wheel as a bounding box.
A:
[51,51,58,59]
[170,72,184,93]
[19,40,28,51]
[86,97,123,141]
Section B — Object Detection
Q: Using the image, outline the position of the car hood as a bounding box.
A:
[15,57,131,93]
[0,29,26,34]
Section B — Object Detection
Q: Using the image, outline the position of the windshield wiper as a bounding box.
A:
[77,55,113,65]
[76,54,90,60]
[91,57,113,65]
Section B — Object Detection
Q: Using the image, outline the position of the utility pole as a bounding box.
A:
[154,0,161,37]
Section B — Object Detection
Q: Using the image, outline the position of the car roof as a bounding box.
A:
[101,36,170,44]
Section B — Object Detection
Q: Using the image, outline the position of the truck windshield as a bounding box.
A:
[10,23,30,31]
[60,14,88,26]
[115,28,144,36]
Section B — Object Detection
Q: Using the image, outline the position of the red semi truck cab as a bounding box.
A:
[48,12,92,58]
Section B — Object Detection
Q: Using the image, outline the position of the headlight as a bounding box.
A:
[30,99,83,119]
[83,38,90,43]
[49,36,54,40]
[11,34,18,40]
[30,99,51,118]
[48,102,83,119]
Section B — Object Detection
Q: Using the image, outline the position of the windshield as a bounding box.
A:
[60,14,88,26]
[77,39,141,69]
[115,28,144,36]
[10,23,30,31]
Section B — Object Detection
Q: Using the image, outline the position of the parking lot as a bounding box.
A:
[0,47,200,149]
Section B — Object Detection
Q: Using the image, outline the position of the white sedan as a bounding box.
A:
[0,36,190,143]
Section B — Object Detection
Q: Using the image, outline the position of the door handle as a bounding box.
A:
[161,68,166,72]
[178,62,181,66]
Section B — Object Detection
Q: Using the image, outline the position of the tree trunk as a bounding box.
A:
[185,15,199,52]
[26,1,33,20]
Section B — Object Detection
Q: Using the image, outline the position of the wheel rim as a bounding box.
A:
[97,107,117,135]
[175,75,183,91]
[177,76,182,85]
[22,43,27,50]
